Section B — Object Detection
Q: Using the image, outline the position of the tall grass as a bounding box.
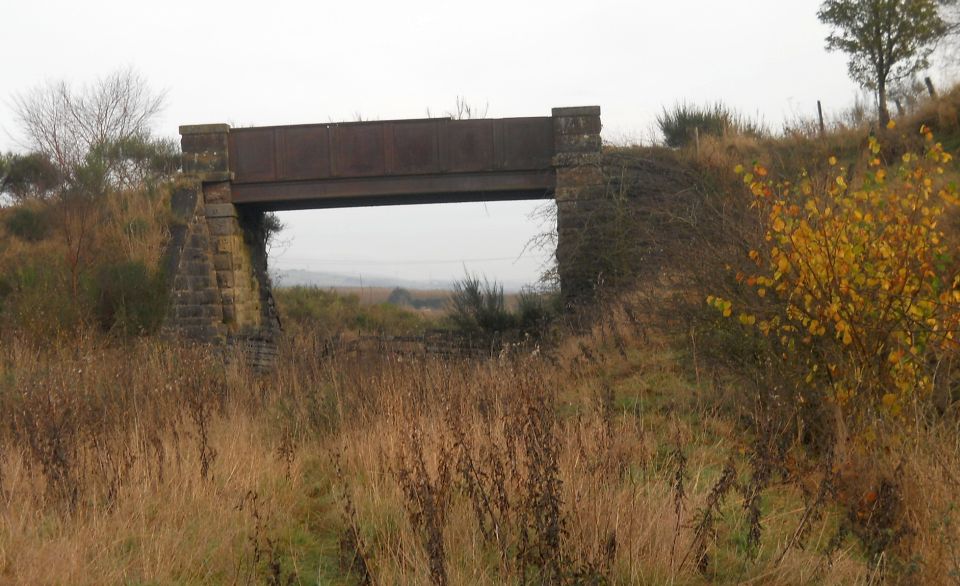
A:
[5,308,948,583]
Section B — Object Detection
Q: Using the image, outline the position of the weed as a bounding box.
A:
[394,426,452,586]
[681,456,738,575]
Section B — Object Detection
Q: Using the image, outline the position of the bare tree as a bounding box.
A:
[7,69,171,302]
[12,68,166,172]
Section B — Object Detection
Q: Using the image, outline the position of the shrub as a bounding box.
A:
[516,290,557,337]
[448,274,516,340]
[658,102,764,148]
[0,151,61,201]
[3,205,50,242]
[709,125,960,428]
[386,287,414,306]
[93,260,167,336]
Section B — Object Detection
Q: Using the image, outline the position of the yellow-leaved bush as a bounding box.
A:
[711,126,959,419]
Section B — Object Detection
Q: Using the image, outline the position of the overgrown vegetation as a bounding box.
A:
[0,315,901,584]
[0,69,176,339]
[2,64,960,583]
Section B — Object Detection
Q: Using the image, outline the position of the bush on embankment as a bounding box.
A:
[549,86,960,580]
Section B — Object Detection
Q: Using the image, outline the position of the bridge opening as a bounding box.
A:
[268,199,557,297]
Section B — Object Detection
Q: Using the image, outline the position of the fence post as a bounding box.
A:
[817,100,826,137]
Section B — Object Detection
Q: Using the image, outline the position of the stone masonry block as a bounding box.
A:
[203,182,232,204]
[205,203,238,218]
[170,185,201,222]
[556,133,602,153]
[191,289,220,305]
[216,271,235,288]
[213,253,232,271]
[182,151,228,178]
[552,152,601,167]
[188,274,214,291]
[179,123,231,135]
[181,130,229,176]
[181,324,223,341]
[188,232,209,249]
[184,250,209,264]
[556,198,609,214]
[553,185,605,205]
[186,260,214,277]
[552,106,601,118]
[208,217,239,237]
[176,305,205,320]
[556,165,604,186]
[554,115,602,136]
[215,236,237,254]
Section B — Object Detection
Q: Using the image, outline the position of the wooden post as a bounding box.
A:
[693,126,700,157]
[817,100,826,136]
[894,99,905,117]
[925,76,937,98]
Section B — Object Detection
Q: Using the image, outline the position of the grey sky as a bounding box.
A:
[5,0,951,287]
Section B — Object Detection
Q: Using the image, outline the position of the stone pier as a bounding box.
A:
[552,106,605,300]
[162,124,280,370]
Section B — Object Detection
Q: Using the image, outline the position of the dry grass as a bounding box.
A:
[4,307,940,584]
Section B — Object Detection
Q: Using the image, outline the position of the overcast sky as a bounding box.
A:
[4,0,954,288]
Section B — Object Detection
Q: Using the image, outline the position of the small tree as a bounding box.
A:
[0,152,61,203]
[818,0,949,126]
[6,69,174,304]
[12,68,166,173]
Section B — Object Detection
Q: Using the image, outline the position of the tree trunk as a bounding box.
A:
[877,77,891,127]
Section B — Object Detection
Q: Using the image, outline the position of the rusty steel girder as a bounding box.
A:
[225,116,556,210]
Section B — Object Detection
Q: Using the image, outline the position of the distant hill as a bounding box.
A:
[270,268,530,292]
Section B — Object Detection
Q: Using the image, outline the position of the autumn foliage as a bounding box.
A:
[710,125,960,423]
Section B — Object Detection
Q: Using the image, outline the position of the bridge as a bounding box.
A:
[163,107,604,365]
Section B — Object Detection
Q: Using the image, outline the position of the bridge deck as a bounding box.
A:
[225,116,557,210]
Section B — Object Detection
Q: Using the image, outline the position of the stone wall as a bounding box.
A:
[552,106,605,301]
[161,181,225,342]
[162,124,279,370]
